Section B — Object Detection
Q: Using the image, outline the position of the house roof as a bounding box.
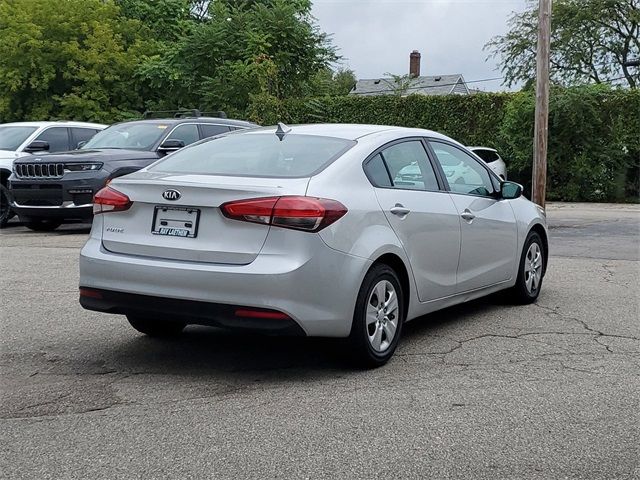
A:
[350,74,469,96]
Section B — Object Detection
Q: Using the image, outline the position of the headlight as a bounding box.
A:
[64,163,103,172]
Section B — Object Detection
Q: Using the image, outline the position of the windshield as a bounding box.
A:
[150,133,356,178]
[0,126,38,151]
[82,123,169,150]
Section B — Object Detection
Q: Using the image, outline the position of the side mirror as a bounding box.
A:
[500,181,523,199]
[24,140,50,153]
[158,139,185,154]
[76,141,87,149]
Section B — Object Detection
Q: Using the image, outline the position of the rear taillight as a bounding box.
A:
[79,287,103,299]
[220,196,347,232]
[235,308,290,320]
[93,187,132,214]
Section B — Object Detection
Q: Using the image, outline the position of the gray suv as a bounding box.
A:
[9,112,255,231]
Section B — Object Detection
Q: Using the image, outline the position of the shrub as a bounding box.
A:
[248,85,639,202]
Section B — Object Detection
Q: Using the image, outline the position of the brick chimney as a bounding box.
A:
[409,50,421,77]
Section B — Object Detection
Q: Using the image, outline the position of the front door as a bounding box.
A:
[428,140,518,292]
[365,139,461,302]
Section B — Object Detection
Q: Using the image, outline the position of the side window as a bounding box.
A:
[35,127,70,152]
[379,140,439,191]
[364,153,392,187]
[473,149,499,163]
[430,142,495,197]
[71,128,100,148]
[167,124,199,146]
[200,124,231,138]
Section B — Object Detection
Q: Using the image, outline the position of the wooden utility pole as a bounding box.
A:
[532,0,552,208]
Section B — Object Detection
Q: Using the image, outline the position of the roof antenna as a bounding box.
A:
[275,122,291,141]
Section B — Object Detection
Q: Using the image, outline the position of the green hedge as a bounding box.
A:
[247,86,640,202]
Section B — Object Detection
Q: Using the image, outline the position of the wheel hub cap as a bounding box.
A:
[524,242,543,294]
[366,280,399,353]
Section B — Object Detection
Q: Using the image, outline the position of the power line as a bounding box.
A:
[350,76,505,95]
[601,75,634,83]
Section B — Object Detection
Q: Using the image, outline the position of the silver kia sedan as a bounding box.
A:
[79,124,548,366]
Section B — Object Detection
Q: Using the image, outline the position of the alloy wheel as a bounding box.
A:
[524,242,543,294]
[366,280,399,353]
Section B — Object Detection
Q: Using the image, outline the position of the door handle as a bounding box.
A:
[460,209,475,222]
[390,205,411,216]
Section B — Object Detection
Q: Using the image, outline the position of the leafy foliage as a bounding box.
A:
[115,0,195,42]
[486,0,640,88]
[303,68,357,97]
[0,0,157,122]
[0,0,341,122]
[250,86,640,202]
[137,0,339,115]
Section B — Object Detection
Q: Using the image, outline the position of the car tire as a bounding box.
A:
[348,264,405,368]
[24,218,63,232]
[508,231,545,304]
[0,184,14,228]
[127,315,186,337]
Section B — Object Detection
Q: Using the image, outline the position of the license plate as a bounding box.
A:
[152,206,200,238]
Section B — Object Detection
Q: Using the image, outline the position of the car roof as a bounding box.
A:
[243,123,453,141]
[1,121,107,128]
[467,146,497,152]
[110,117,256,128]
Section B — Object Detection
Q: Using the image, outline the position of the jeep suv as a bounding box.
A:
[9,113,255,231]
[0,121,106,227]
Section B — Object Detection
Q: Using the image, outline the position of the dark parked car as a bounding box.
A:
[9,112,255,231]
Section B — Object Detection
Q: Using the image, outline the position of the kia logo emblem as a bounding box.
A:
[162,189,181,201]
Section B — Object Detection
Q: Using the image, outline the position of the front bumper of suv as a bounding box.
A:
[8,170,109,220]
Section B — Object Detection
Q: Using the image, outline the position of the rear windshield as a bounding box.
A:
[150,133,356,178]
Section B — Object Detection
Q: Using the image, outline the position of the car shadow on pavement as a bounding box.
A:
[87,297,504,377]
[402,296,504,340]
[109,328,351,376]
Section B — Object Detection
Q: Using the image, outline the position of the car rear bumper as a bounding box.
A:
[80,288,306,336]
[79,232,372,337]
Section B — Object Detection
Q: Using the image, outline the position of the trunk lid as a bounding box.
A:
[101,171,309,264]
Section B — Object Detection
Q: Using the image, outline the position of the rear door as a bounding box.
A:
[101,172,310,264]
[70,128,101,149]
[367,139,461,302]
[164,124,200,147]
[428,140,517,292]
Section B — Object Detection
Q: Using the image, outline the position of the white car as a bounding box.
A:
[468,147,507,180]
[79,124,547,367]
[0,121,106,227]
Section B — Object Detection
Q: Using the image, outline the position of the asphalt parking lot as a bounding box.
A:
[1,203,639,479]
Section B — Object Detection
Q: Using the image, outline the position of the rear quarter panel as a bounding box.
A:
[306,134,422,319]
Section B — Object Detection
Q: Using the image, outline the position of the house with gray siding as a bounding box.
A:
[349,50,470,97]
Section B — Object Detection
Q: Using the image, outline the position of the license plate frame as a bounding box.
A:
[151,206,200,238]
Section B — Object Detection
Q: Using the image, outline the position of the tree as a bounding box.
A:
[486,0,640,88]
[115,0,195,42]
[138,0,339,114]
[305,68,357,96]
[383,73,415,96]
[0,0,156,122]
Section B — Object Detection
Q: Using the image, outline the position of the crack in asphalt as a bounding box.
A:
[4,301,638,420]
[533,303,640,342]
[397,303,639,362]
